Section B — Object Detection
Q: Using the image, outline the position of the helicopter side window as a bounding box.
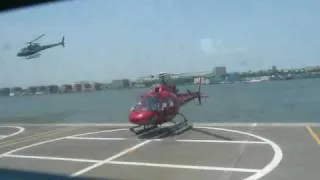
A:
[161,98,174,110]
[161,100,167,111]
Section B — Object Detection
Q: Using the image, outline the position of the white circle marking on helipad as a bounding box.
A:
[195,126,283,180]
[0,126,25,140]
[0,126,283,180]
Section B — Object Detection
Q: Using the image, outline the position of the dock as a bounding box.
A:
[0,123,319,180]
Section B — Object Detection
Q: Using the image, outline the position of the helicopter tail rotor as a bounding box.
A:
[197,75,202,105]
[61,36,65,47]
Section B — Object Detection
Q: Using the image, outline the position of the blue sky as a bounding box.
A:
[0,0,319,87]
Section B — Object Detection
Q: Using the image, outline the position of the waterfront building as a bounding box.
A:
[0,88,10,96]
[59,84,73,93]
[111,79,130,88]
[48,85,60,93]
[194,77,210,85]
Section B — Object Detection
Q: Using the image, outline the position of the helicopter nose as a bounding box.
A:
[17,52,25,57]
[129,111,156,125]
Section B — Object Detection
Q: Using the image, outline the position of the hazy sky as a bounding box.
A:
[0,0,320,88]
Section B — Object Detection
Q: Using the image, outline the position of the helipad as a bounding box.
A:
[0,123,319,180]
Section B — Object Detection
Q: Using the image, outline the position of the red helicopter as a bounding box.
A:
[128,73,208,137]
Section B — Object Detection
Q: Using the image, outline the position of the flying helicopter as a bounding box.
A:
[17,34,65,59]
[128,72,208,138]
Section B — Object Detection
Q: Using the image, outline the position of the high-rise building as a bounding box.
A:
[213,66,227,82]
[48,85,59,93]
[213,66,227,76]
[272,65,277,73]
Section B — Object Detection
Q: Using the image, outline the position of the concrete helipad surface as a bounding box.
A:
[0,123,318,180]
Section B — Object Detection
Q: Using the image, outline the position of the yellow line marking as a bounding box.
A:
[0,126,79,149]
[306,126,320,145]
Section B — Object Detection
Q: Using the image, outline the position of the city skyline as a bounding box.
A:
[1,0,320,88]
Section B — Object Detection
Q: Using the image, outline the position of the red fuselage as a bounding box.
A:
[129,83,199,126]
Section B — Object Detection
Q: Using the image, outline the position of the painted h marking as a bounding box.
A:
[66,136,127,141]
[4,154,100,163]
[107,161,260,173]
[71,128,127,138]
[3,153,261,173]
[65,136,268,144]
[70,140,151,177]
[176,140,267,144]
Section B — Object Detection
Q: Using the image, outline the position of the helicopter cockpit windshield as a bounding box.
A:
[131,95,161,112]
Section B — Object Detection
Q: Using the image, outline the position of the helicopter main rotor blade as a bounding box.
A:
[28,34,45,44]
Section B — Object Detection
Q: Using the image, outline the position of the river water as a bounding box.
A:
[1,78,320,123]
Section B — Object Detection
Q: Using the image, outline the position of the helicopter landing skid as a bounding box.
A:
[25,53,41,59]
[129,124,158,135]
[169,113,193,135]
[172,120,193,135]
[129,113,193,138]
[154,113,193,138]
